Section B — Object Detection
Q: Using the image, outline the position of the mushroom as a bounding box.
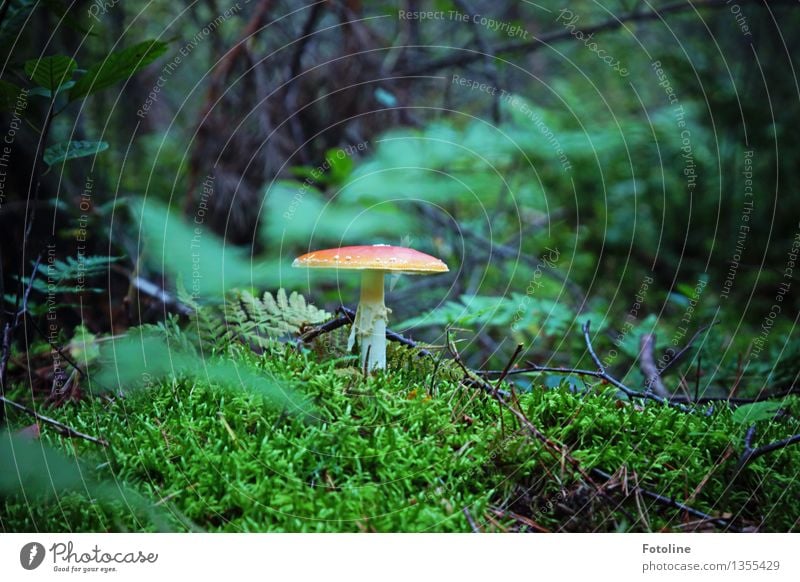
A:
[293,244,449,371]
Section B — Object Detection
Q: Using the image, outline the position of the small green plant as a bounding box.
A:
[179,287,330,352]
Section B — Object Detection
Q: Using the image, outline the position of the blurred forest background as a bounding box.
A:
[1,0,799,532]
[3,0,798,392]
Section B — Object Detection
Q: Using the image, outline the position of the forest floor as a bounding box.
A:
[2,332,799,533]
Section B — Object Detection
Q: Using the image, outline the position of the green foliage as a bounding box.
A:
[0,430,173,531]
[178,285,330,355]
[43,140,109,166]
[732,402,784,425]
[30,255,119,294]
[0,79,23,112]
[89,329,311,417]
[3,343,799,532]
[223,289,331,347]
[69,40,169,100]
[262,181,412,247]
[397,293,583,339]
[24,55,76,91]
[133,198,301,299]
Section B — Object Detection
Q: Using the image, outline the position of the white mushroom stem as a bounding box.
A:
[347,270,390,371]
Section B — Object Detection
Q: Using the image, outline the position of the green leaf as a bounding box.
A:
[0,80,23,112]
[24,55,77,91]
[69,40,168,100]
[43,140,109,166]
[133,198,300,299]
[324,147,355,184]
[28,87,53,98]
[28,80,76,99]
[732,401,784,425]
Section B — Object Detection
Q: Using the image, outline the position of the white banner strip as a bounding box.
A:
[1,533,797,581]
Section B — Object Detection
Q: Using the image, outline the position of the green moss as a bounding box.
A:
[2,343,799,532]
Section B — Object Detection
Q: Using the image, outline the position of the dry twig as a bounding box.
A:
[735,425,800,473]
[0,395,108,446]
[640,333,670,398]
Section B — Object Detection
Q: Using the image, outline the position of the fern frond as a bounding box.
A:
[177,282,234,353]
[177,285,330,353]
[22,255,121,294]
[223,289,330,348]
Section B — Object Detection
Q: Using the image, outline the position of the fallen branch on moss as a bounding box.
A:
[483,321,693,412]
[0,395,108,447]
[580,321,692,411]
[447,331,599,488]
[298,306,432,357]
[450,331,740,532]
[589,468,738,532]
[735,425,800,473]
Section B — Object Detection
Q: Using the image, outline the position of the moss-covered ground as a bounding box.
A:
[2,341,799,532]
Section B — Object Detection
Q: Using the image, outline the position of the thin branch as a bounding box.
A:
[481,363,603,379]
[0,395,108,446]
[1,254,42,397]
[581,321,690,412]
[668,390,798,405]
[481,348,794,408]
[446,332,598,488]
[462,506,482,532]
[658,324,713,376]
[494,343,524,389]
[735,425,800,472]
[639,333,670,398]
[397,0,790,77]
[589,467,737,532]
[28,317,87,379]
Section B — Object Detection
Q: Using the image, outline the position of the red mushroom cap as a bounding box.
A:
[292,244,448,274]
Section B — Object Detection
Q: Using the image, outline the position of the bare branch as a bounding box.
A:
[735,425,800,472]
[397,0,791,77]
[1,254,43,399]
[640,333,670,398]
[298,306,432,357]
[589,467,737,532]
[0,395,108,447]
[582,321,691,411]
[658,324,714,376]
